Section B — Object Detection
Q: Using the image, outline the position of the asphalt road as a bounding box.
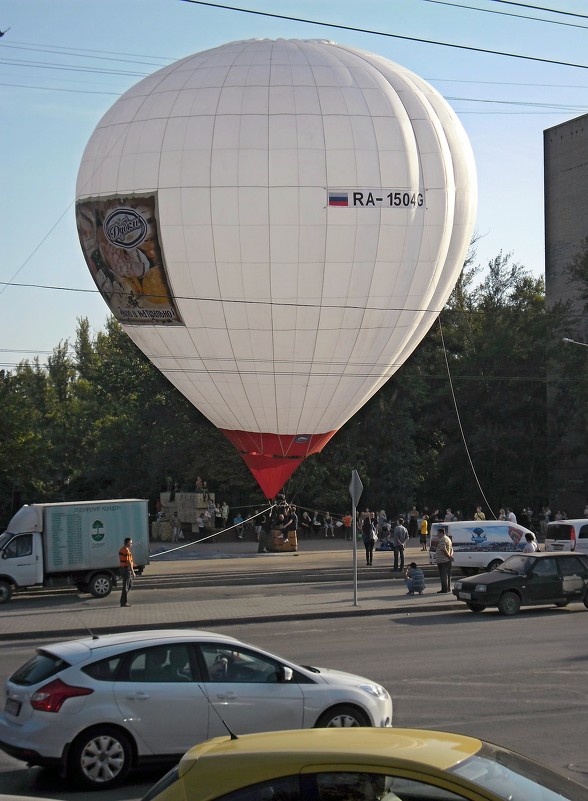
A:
[1,592,588,800]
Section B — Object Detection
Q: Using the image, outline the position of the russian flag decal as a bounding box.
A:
[328,192,349,207]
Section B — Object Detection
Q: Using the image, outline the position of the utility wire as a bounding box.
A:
[421,0,588,30]
[438,317,497,519]
[487,0,588,20]
[179,0,588,70]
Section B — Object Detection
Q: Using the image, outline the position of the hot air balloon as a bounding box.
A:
[76,38,477,499]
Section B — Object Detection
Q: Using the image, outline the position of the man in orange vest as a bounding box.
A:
[342,513,353,541]
[119,537,135,607]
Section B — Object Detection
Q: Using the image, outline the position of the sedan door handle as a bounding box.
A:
[126,692,151,700]
[215,692,237,701]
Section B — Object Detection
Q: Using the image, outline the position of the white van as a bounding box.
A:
[545,519,588,553]
[428,520,536,574]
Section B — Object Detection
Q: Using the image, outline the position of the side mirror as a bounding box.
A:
[277,665,293,682]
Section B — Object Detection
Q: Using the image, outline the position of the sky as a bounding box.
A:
[1,0,588,369]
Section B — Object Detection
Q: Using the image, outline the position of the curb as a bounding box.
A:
[0,601,462,642]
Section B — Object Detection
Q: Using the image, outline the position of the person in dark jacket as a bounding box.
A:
[362,515,376,565]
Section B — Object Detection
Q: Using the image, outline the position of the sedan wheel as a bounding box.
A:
[487,560,503,571]
[69,726,132,788]
[316,704,370,728]
[498,591,521,616]
[466,602,486,613]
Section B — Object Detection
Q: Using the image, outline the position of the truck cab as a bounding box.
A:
[0,529,44,602]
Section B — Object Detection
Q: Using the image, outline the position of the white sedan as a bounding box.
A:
[0,629,392,788]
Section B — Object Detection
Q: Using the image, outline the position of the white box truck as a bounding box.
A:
[0,499,149,603]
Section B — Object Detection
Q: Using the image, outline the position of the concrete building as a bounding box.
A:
[543,113,588,517]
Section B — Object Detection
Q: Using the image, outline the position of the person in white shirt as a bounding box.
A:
[522,532,538,553]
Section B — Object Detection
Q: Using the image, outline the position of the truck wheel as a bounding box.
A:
[69,725,132,788]
[88,573,113,598]
[498,591,521,616]
[487,559,502,571]
[0,580,13,604]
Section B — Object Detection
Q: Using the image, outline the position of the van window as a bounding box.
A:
[578,525,588,540]
[547,524,573,541]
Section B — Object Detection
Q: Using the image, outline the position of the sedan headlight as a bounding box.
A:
[358,683,388,699]
[474,584,488,592]
[454,581,463,590]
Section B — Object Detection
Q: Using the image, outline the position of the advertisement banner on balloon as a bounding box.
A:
[76,196,182,326]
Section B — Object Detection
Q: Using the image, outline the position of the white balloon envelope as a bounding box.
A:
[76,38,477,498]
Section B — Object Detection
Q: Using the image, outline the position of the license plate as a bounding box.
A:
[5,697,21,717]
[459,592,472,600]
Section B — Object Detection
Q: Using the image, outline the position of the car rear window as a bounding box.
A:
[9,651,69,686]
[82,656,125,681]
[547,524,573,541]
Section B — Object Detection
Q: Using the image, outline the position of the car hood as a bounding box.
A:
[462,570,524,588]
[310,666,384,688]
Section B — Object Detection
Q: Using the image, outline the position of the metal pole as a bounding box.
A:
[352,502,358,606]
[349,469,363,607]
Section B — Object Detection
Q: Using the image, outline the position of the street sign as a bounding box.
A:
[349,470,364,507]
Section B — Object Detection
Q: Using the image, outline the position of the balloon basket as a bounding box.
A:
[269,530,298,552]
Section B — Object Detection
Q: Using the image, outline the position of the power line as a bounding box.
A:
[421,0,588,30]
[178,0,588,70]
[486,0,588,20]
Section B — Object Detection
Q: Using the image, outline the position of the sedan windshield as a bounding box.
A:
[452,742,588,801]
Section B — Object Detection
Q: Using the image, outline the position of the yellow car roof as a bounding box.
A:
[177,729,483,800]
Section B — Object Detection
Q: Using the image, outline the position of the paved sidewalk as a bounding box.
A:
[0,541,461,641]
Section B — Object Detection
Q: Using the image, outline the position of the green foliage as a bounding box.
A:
[2,248,581,526]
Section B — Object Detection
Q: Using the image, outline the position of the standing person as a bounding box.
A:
[362,515,376,565]
[221,501,229,528]
[171,512,182,543]
[281,505,298,542]
[214,504,223,529]
[342,512,353,541]
[324,512,335,538]
[473,506,486,521]
[404,562,426,595]
[258,510,271,552]
[419,514,429,551]
[119,537,135,608]
[377,510,387,537]
[196,514,206,537]
[253,510,262,543]
[523,532,538,553]
[435,526,453,594]
[407,506,419,539]
[391,517,409,572]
